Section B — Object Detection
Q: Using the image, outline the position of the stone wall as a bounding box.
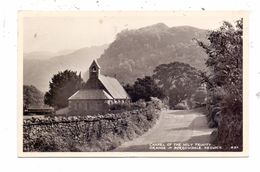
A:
[23,99,162,152]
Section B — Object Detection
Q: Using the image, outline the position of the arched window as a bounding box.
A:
[92,66,97,72]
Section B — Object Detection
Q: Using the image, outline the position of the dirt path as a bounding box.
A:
[113,108,214,152]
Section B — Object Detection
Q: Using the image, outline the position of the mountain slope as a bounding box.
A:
[24,23,209,92]
[23,44,108,92]
[98,23,209,84]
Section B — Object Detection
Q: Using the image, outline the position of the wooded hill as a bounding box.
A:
[98,23,209,84]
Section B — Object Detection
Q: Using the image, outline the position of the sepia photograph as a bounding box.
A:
[18,11,248,157]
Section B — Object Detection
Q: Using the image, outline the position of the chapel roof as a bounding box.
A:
[69,60,130,100]
[99,75,130,100]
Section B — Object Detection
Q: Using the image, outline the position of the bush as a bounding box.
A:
[217,91,242,151]
[192,86,207,108]
[108,100,147,112]
[174,100,189,110]
[206,87,225,127]
[109,102,131,111]
[134,99,147,108]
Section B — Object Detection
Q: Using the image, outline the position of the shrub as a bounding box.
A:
[217,91,242,151]
[109,102,131,111]
[134,99,147,108]
[108,100,147,112]
[206,87,225,127]
[192,87,207,108]
[174,100,189,110]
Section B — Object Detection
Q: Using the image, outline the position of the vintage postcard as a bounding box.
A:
[18,11,249,157]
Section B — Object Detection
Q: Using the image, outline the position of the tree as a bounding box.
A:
[124,76,165,102]
[197,19,243,150]
[44,70,83,109]
[152,62,202,108]
[197,20,243,92]
[23,85,44,108]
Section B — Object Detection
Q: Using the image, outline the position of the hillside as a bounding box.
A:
[24,23,209,92]
[23,44,108,92]
[98,23,209,84]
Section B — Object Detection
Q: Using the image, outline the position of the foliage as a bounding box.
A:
[44,70,83,109]
[134,99,147,108]
[109,103,131,111]
[197,19,243,151]
[124,76,165,102]
[23,85,44,108]
[175,101,189,110]
[192,85,207,107]
[152,62,202,108]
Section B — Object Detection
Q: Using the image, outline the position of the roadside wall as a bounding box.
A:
[23,99,162,152]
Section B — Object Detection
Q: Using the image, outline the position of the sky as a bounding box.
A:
[22,12,242,53]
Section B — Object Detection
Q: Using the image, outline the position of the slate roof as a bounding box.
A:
[99,75,130,99]
[68,89,113,100]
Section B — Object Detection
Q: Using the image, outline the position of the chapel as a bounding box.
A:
[68,60,130,114]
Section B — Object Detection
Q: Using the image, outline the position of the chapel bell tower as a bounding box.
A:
[89,59,100,79]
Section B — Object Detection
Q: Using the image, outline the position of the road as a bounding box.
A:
[113,108,214,152]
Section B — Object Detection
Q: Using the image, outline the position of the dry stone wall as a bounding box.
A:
[23,100,162,152]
